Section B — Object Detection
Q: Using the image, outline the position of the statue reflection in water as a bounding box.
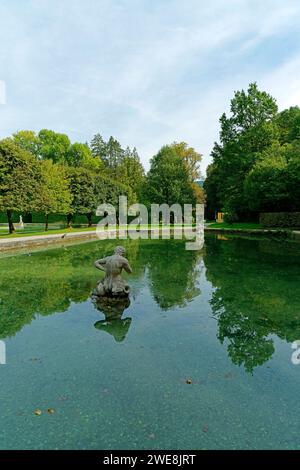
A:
[92,296,131,342]
[92,246,133,342]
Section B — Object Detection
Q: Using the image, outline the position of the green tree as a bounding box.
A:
[275,106,300,144]
[245,156,288,212]
[205,83,279,220]
[90,133,107,160]
[219,82,278,144]
[104,136,125,175]
[67,168,135,226]
[116,147,145,199]
[38,129,70,163]
[0,139,41,233]
[94,174,135,225]
[13,130,40,157]
[169,142,205,206]
[90,134,127,176]
[39,160,72,230]
[67,167,98,227]
[146,145,194,207]
[244,139,300,213]
[66,143,92,166]
[65,142,102,171]
[203,163,222,220]
[191,182,206,204]
[170,141,202,181]
[286,153,300,211]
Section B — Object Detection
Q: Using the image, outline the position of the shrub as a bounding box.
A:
[224,211,239,224]
[260,212,300,228]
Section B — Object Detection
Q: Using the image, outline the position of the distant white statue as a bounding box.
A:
[19,215,24,230]
[0,340,6,365]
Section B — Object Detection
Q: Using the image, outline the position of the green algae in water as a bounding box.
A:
[0,236,300,449]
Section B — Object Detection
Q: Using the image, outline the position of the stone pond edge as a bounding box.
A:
[0,227,299,252]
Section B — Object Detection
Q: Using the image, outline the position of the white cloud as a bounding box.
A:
[261,55,300,110]
[0,0,300,175]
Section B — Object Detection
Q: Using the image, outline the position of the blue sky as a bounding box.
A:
[1,0,300,174]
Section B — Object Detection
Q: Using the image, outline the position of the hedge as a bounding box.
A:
[0,211,102,225]
[0,212,140,226]
[260,212,300,228]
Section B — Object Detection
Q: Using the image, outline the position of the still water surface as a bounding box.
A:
[0,235,300,449]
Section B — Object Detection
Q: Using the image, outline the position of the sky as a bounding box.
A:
[1,0,300,175]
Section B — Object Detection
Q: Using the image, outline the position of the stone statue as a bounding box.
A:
[93,246,132,297]
[19,215,24,230]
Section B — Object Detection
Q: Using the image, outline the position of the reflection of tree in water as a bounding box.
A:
[140,240,202,310]
[0,237,203,339]
[204,236,300,373]
[0,239,141,339]
[93,296,131,342]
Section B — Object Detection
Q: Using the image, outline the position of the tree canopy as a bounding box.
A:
[204,83,300,220]
[170,141,202,182]
[146,145,195,208]
[38,129,71,163]
[0,139,42,232]
[39,160,72,230]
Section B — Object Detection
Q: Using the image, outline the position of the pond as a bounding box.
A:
[0,235,300,450]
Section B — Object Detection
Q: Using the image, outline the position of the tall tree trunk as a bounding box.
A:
[45,213,49,231]
[7,210,15,234]
[87,213,93,227]
[67,213,73,228]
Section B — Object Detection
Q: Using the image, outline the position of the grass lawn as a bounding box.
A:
[0,224,196,239]
[0,226,97,238]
